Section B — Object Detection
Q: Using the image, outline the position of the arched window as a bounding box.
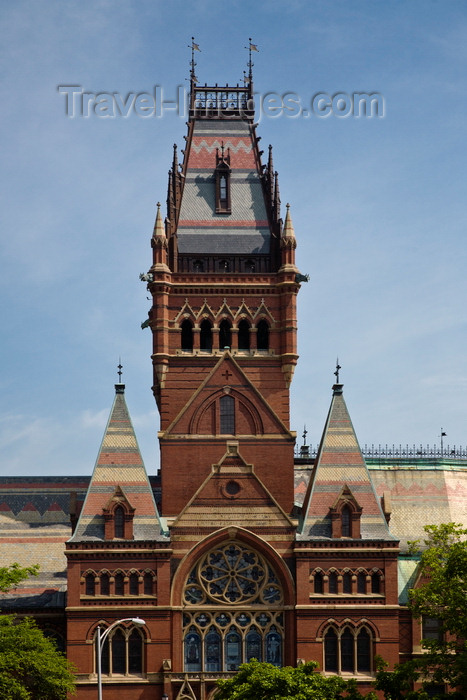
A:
[323,625,373,675]
[100,572,110,596]
[86,573,95,596]
[220,395,235,434]
[328,571,338,594]
[96,624,144,677]
[245,627,262,662]
[341,505,351,537]
[238,319,250,350]
[256,320,269,350]
[143,572,153,596]
[182,541,284,672]
[357,628,371,672]
[219,319,231,350]
[343,571,352,594]
[314,571,323,594]
[115,572,125,596]
[371,572,381,594]
[215,160,231,213]
[200,320,213,352]
[341,628,354,672]
[324,628,338,672]
[357,572,366,594]
[185,630,202,672]
[114,506,124,539]
[129,572,139,596]
[181,319,194,351]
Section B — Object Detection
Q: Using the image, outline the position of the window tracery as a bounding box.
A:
[323,624,373,675]
[95,624,144,676]
[182,542,284,672]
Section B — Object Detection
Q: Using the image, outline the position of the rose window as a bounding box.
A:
[182,542,285,672]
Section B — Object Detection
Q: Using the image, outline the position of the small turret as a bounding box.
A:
[279,203,297,271]
[151,202,169,272]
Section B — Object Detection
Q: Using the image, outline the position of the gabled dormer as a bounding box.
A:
[329,484,363,539]
[103,485,136,540]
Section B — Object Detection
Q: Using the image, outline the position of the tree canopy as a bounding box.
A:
[375,522,467,699]
[215,660,375,700]
[0,563,39,593]
[0,563,76,700]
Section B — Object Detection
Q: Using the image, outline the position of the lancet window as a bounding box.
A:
[96,624,144,676]
[324,625,372,675]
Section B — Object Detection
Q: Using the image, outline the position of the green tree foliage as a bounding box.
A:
[375,522,467,699]
[0,564,76,699]
[0,563,39,593]
[215,660,376,700]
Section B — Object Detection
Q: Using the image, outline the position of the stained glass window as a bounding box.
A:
[185,629,201,672]
[182,541,284,672]
[246,628,262,662]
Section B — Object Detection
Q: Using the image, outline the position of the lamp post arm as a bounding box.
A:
[97,617,145,700]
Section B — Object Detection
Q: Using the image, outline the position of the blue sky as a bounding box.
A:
[1,0,466,476]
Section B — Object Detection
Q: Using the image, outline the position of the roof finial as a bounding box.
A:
[189,37,200,85]
[334,358,341,384]
[302,425,308,446]
[117,359,123,383]
[245,38,258,84]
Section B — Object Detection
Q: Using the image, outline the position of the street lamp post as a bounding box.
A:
[96,617,145,700]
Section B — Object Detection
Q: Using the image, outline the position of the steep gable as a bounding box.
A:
[163,351,294,439]
[171,441,295,537]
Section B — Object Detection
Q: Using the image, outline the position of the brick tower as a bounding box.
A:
[140,59,305,697]
[144,66,302,519]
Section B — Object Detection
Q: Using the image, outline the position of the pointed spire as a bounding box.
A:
[282,203,296,240]
[267,144,275,205]
[167,169,174,221]
[70,385,165,541]
[299,383,395,541]
[274,170,281,222]
[152,202,165,240]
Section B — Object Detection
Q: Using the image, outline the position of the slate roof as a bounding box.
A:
[177,118,271,255]
[299,384,396,541]
[369,462,467,550]
[0,477,89,610]
[69,384,166,542]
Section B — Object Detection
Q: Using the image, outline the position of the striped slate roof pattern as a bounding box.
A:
[177,119,271,255]
[69,385,164,542]
[299,385,395,541]
[0,477,89,609]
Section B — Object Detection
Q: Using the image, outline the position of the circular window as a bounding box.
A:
[225,480,240,496]
[182,542,283,607]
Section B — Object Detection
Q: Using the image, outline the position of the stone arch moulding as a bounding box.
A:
[170,526,296,608]
[316,616,380,641]
[188,388,264,436]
